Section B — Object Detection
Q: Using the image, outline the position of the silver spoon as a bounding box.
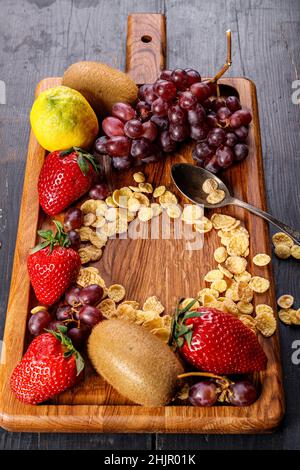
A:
[171,163,300,244]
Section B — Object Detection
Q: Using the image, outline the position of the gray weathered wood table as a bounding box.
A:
[0,0,299,450]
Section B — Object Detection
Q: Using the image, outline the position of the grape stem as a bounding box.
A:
[210,30,232,83]
[177,371,234,403]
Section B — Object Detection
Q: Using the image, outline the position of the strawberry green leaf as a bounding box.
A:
[184,330,193,349]
[77,154,90,176]
[60,147,75,157]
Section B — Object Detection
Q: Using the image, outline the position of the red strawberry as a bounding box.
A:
[10,326,84,404]
[174,305,267,374]
[38,147,98,216]
[28,221,81,305]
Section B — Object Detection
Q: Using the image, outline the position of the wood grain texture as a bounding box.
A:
[0,0,299,450]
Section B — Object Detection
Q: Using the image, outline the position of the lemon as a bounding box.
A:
[30,86,99,152]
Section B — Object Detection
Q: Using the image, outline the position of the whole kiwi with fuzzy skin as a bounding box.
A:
[88,319,184,406]
[62,62,138,118]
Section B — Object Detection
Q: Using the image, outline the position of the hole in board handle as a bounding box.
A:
[141,35,152,43]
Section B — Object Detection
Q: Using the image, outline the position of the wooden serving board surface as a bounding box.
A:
[0,14,284,433]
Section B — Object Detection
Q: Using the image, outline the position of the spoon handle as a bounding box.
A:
[231,198,300,245]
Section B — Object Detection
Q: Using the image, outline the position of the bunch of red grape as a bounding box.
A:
[188,379,257,407]
[94,68,252,173]
[28,284,103,349]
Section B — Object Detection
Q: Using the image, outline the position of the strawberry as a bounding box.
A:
[27,221,81,305]
[174,304,267,374]
[38,147,98,216]
[10,325,84,404]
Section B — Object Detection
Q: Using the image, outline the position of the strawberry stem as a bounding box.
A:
[31,220,71,254]
[59,147,99,176]
[48,324,84,376]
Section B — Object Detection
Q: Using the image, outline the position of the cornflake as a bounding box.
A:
[78,247,91,264]
[204,269,224,282]
[253,253,271,266]
[227,233,249,257]
[197,288,219,299]
[291,245,300,259]
[133,192,150,207]
[138,182,153,194]
[159,191,178,208]
[290,309,300,326]
[237,281,253,302]
[116,304,136,322]
[237,301,254,315]
[143,296,164,314]
[133,172,145,183]
[138,206,153,222]
[153,185,166,198]
[214,246,227,263]
[128,197,141,212]
[255,311,276,337]
[277,294,294,309]
[218,264,233,279]
[255,304,273,316]
[78,226,93,241]
[167,204,181,219]
[211,279,227,293]
[249,276,270,293]
[239,315,257,334]
[225,256,247,275]
[234,271,252,283]
[207,189,225,205]
[180,298,200,310]
[81,199,97,214]
[108,284,126,302]
[274,244,291,259]
[150,203,162,217]
[151,327,170,343]
[119,300,140,310]
[194,217,213,233]
[272,232,293,247]
[181,205,202,224]
[278,309,292,325]
[211,214,236,230]
[83,213,96,226]
[98,299,117,319]
[202,178,218,194]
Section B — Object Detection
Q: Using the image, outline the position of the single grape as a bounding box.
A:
[150,115,169,130]
[178,91,197,110]
[206,112,218,128]
[112,156,133,171]
[192,148,205,165]
[89,183,110,200]
[202,98,213,111]
[185,68,201,86]
[141,120,158,142]
[102,116,124,137]
[190,123,209,141]
[190,82,211,102]
[229,381,257,406]
[151,97,169,117]
[94,136,109,155]
[130,138,151,160]
[217,106,231,123]
[153,79,177,101]
[124,119,144,139]
[207,128,226,147]
[202,80,217,96]
[47,320,65,332]
[136,101,151,121]
[28,310,52,336]
[171,68,188,90]
[187,103,206,126]
[230,109,252,128]
[188,381,218,406]
[138,84,149,101]
[169,124,189,142]
[234,125,248,141]
[112,102,135,122]
[204,154,221,173]
[225,132,238,147]
[68,230,81,251]
[141,149,162,164]
[216,145,234,168]
[234,143,249,161]
[144,84,157,104]
[168,104,187,125]
[64,207,84,231]
[226,95,241,112]
[158,130,177,153]
[67,326,91,349]
[79,284,103,305]
[212,97,226,111]
[105,136,131,157]
[65,286,81,306]
[160,69,173,81]
[79,305,102,328]
[56,305,73,321]
[194,142,214,161]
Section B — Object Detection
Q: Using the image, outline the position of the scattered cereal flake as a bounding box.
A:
[253,253,271,266]
[85,245,102,262]
[159,191,178,208]
[128,197,141,212]
[204,269,224,282]
[99,221,117,238]
[167,204,181,219]
[225,282,240,302]
[151,327,170,343]
[105,195,117,207]
[237,301,254,315]
[105,207,119,221]
[182,205,203,223]
[207,189,225,205]
[218,264,233,279]
[116,303,136,322]
[81,199,97,214]
[108,284,126,302]
[129,185,140,192]
[78,247,91,264]
[119,300,140,310]
[249,276,270,293]
[202,178,218,194]
[133,172,145,183]
[277,294,294,309]
[234,271,252,283]
[153,185,166,198]
[31,305,48,314]
[255,311,276,337]
[211,279,227,293]
[78,226,93,241]
[180,298,200,310]
[89,231,107,249]
[291,245,300,259]
[239,315,257,334]
[150,203,162,217]
[91,216,106,228]
[202,293,217,305]
[278,309,292,325]
[194,217,213,233]
[227,233,249,257]
[113,188,133,208]
[223,220,241,232]
[133,192,150,207]
[255,304,274,316]
[142,317,164,330]
[211,214,236,230]
[223,299,239,315]
[143,296,164,314]
[225,256,247,275]
[237,281,253,303]
[272,232,293,248]
[115,218,128,234]
[214,246,228,263]
[99,299,117,319]
[95,200,108,215]
[136,309,158,323]
[83,213,96,226]
[138,182,153,194]
[274,243,291,259]
[138,206,153,222]
[197,288,219,299]
[290,309,300,326]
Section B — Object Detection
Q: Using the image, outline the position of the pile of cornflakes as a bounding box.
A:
[202,178,226,205]
[277,294,300,326]
[272,232,300,260]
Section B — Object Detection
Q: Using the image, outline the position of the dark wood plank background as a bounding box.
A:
[0,0,299,450]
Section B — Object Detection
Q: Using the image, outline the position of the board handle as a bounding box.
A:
[126,13,166,84]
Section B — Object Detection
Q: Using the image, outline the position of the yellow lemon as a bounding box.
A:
[30,85,99,152]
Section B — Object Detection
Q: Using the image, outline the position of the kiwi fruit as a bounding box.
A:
[88,319,184,406]
[62,62,138,118]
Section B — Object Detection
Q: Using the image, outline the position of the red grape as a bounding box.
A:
[190,123,209,141]
[216,145,234,168]
[144,84,157,104]
[79,284,103,305]
[194,142,214,161]
[112,102,135,122]
[124,119,144,139]
[171,68,188,90]
[68,230,81,251]
[160,69,173,81]
[187,103,206,125]
[138,84,148,101]
[28,310,52,336]
[178,91,197,110]
[234,143,249,161]
[64,207,83,231]
[112,156,133,170]
[89,183,110,200]
[153,79,177,101]
[67,326,90,349]
[151,97,169,117]
[150,115,169,130]
[226,95,241,112]
[102,116,124,137]
[228,381,257,406]
[212,97,226,111]
[105,136,131,157]
[203,80,217,96]
[207,128,226,147]
[230,109,252,128]
[204,154,221,173]
[47,320,65,332]
[79,305,102,327]
[169,124,189,142]
[234,125,248,141]
[158,130,177,153]
[130,138,151,160]
[142,120,158,142]
[94,136,109,155]
[206,112,218,128]
[217,106,231,123]
[189,381,217,406]
[65,286,81,306]
[225,132,238,147]
[190,82,211,102]
[56,305,73,321]
[168,104,186,125]
[136,101,151,121]
[185,68,201,86]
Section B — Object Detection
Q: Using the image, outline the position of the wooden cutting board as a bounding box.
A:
[0,13,284,433]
